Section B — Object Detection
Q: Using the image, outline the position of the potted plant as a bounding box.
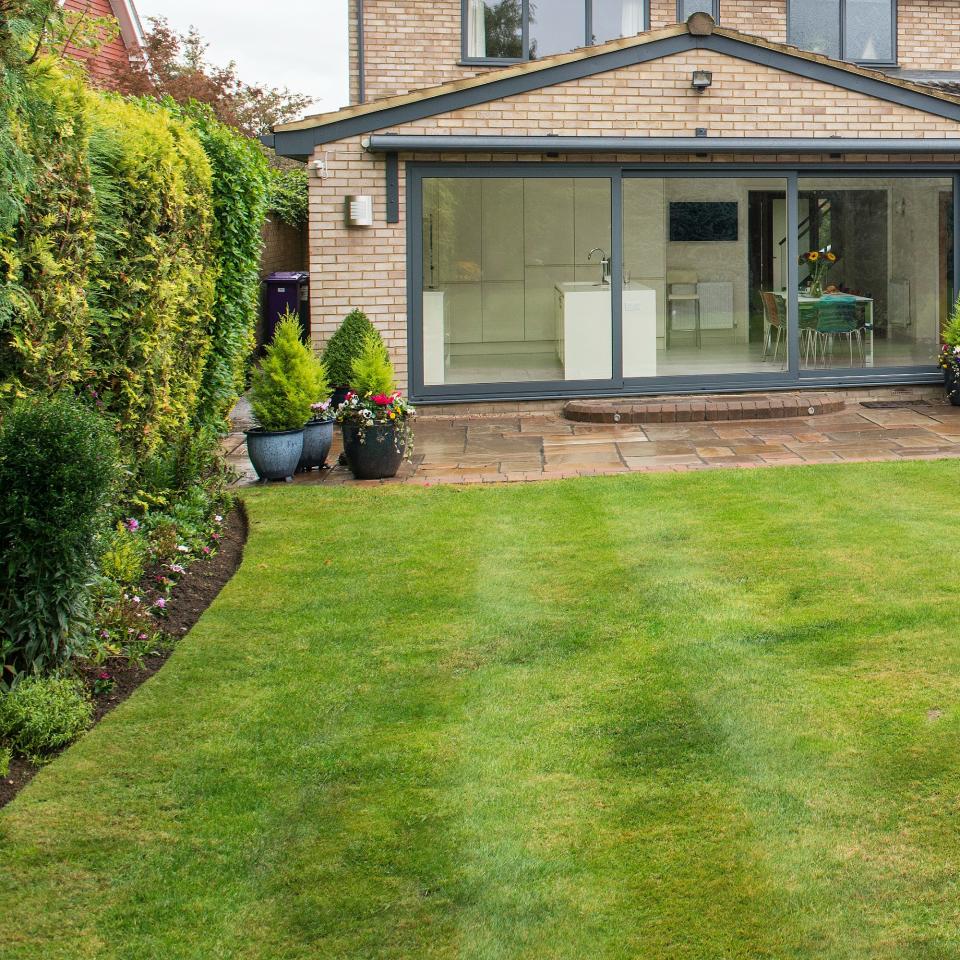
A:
[940,296,960,406]
[335,334,415,480]
[246,313,317,482]
[321,308,385,408]
[299,399,335,471]
[798,247,838,298]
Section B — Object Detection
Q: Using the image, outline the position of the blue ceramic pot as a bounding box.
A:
[298,419,334,471]
[245,428,304,482]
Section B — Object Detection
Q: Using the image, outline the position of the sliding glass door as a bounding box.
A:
[622,175,790,383]
[419,174,614,388]
[410,166,953,401]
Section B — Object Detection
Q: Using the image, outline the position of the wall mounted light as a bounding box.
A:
[345,195,374,227]
[691,69,713,92]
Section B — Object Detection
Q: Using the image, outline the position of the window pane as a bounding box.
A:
[845,0,893,61]
[466,0,522,59]
[529,0,585,58]
[788,0,840,59]
[422,178,612,385]
[678,0,714,20]
[592,0,646,43]
[797,178,952,371]
[622,177,788,378]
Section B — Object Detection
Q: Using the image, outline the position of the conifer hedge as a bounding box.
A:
[0,8,271,467]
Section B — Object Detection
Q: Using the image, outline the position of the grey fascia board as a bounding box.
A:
[367,134,960,153]
[272,31,960,159]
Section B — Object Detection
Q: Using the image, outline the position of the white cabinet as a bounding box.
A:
[554,283,612,381]
[622,284,658,378]
[422,291,445,385]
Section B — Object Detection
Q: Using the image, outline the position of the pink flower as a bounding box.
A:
[98,672,111,680]
[168,563,185,575]
[211,532,221,541]
[372,393,392,406]
[153,597,166,609]
[214,515,223,523]
[202,546,211,555]
[99,629,109,639]
[138,632,148,641]
[131,596,141,604]
[125,518,140,532]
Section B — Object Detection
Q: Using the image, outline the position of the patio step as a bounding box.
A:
[563,392,845,424]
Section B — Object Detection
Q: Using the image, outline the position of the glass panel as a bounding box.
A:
[844,0,893,62]
[421,177,612,385]
[797,177,952,371]
[593,0,646,43]
[788,0,840,59]
[466,0,523,59]
[529,0,585,58]
[622,177,789,378]
[678,0,714,20]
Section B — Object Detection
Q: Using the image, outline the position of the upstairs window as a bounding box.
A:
[788,0,896,64]
[677,0,718,21]
[464,0,648,62]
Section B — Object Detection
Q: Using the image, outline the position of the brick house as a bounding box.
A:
[269,2,960,404]
[62,0,144,88]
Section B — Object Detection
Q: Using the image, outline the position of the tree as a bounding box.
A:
[114,18,312,138]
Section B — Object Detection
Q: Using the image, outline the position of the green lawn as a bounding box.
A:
[4,462,960,959]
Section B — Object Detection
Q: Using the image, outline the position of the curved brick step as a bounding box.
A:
[563,392,845,424]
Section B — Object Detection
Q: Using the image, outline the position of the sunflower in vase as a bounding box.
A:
[799,248,838,298]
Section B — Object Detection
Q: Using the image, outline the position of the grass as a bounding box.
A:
[3,461,960,958]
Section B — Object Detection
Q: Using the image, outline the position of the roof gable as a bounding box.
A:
[271,19,960,158]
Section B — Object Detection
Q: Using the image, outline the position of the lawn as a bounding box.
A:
[3,462,960,959]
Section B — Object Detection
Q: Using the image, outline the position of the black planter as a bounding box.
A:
[945,367,960,407]
[341,422,407,479]
[330,386,352,409]
[298,419,334,471]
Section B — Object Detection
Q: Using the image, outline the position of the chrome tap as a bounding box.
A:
[588,248,611,285]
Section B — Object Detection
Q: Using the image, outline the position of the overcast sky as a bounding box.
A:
[135,0,349,115]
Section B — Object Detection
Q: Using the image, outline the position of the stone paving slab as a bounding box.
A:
[226,398,960,488]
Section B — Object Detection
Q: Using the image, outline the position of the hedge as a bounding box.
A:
[0,18,271,471]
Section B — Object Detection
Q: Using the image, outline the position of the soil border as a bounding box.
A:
[0,502,249,810]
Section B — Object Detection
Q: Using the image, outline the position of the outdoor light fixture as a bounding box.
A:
[691,69,713,92]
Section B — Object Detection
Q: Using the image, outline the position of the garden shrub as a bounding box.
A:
[99,523,149,588]
[174,102,270,431]
[0,395,120,681]
[249,313,325,431]
[0,675,93,764]
[351,334,397,396]
[322,309,384,388]
[86,95,215,458]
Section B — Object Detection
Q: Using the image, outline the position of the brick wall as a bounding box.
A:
[307,46,960,384]
[62,0,134,89]
[353,0,960,103]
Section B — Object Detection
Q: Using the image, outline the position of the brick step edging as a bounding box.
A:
[563,393,846,424]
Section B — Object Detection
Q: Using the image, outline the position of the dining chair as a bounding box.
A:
[815,295,862,366]
[759,291,786,364]
[666,270,700,349]
[799,301,820,366]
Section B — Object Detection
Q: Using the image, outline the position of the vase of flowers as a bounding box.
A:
[334,333,414,480]
[799,247,838,297]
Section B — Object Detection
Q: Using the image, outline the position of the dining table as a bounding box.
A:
[767,292,875,367]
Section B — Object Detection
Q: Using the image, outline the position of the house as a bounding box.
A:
[268,2,960,405]
[62,0,144,88]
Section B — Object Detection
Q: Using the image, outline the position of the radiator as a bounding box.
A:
[888,279,911,332]
[697,281,735,330]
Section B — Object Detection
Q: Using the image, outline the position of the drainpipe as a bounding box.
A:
[356,0,366,103]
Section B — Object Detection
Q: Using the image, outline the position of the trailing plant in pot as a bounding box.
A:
[940,297,960,407]
[335,335,415,480]
[321,309,384,407]
[299,396,335,473]
[246,313,317,481]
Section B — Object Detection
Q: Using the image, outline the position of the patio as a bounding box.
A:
[225,393,960,485]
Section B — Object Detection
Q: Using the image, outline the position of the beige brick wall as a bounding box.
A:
[309,48,960,386]
[898,0,960,70]
[351,0,960,104]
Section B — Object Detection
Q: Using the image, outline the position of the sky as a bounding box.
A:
[134,0,349,115]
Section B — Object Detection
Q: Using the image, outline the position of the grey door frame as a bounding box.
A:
[407,162,957,403]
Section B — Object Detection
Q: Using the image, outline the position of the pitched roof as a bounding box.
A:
[272,14,960,152]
